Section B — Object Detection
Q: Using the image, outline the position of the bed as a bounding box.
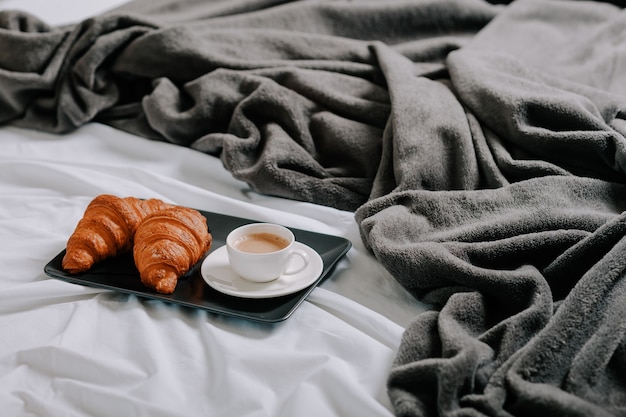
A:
[1,0,625,416]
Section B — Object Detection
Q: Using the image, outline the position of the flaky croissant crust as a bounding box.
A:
[133,206,212,294]
[62,194,171,274]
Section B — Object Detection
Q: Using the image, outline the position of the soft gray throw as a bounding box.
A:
[1,0,625,416]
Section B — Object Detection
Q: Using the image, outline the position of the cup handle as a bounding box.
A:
[283,249,310,276]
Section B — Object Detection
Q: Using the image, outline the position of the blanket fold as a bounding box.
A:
[1,0,626,416]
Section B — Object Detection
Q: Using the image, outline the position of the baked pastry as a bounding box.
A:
[133,206,212,294]
[62,194,172,274]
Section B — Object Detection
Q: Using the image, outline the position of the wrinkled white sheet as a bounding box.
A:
[0,3,429,414]
[0,0,129,25]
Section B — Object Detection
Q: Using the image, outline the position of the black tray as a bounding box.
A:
[44,210,352,323]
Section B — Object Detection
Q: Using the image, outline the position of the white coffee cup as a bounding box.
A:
[226,223,310,283]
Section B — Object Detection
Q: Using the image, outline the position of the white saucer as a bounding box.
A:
[200,242,324,299]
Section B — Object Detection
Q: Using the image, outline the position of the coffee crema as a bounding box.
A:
[233,232,290,254]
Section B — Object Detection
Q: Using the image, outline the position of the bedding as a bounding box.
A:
[1,0,625,416]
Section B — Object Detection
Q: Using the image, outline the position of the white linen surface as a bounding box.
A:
[0,2,429,414]
[0,122,430,417]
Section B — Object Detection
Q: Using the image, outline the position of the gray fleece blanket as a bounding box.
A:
[2,0,626,416]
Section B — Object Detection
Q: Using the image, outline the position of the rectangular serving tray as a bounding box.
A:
[44,209,352,323]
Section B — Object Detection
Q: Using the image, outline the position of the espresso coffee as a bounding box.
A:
[234,232,290,254]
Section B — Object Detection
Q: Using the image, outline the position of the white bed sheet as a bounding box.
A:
[0,2,429,414]
[0,0,129,25]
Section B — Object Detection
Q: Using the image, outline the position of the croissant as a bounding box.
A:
[133,206,212,294]
[62,194,172,274]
